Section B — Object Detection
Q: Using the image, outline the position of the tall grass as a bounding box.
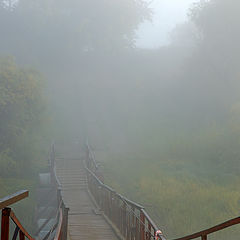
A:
[99,125,240,240]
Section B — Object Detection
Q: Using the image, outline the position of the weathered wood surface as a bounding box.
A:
[0,190,29,209]
[56,155,119,240]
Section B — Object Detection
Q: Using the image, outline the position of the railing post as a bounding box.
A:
[202,235,207,240]
[1,208,11,240]
[85,145,90,169]
[136,216,139,240]
[123,202,127,237]
[140,210,145,240]
[120,201,124,235]
[50,143,55,168]
[116,196,120,229]
[57,188,62,206]
[50,143,56,185]
[110,191,114,221]
[62,204,69,240]
[131,207,135,240]
[147,223,151,240]
[127,211,130,240]
[19,231,25,240]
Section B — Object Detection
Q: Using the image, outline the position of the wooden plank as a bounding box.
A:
[0,190,29,209]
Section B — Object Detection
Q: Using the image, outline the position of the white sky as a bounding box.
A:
[136,0,198,48]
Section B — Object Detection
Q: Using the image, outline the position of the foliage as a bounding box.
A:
[0,149,18,176]
[0,0,151,69]
[189,0,240,90]
[0,57,48,233]
[0,57,44,176]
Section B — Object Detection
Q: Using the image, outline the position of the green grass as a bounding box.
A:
[99,135,240,240]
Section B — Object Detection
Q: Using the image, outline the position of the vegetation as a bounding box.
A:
[0,57,45,175]
[1,0,240,239]
[0,57,48,232]
[97,1,240,239]
[102,127,240,239]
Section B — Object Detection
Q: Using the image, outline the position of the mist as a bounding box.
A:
[1,0,240,239]
[137,0,197,48]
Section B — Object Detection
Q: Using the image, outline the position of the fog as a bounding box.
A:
[1,0,240,239]
[137,0,197,47]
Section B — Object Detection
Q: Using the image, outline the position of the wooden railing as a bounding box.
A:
[173,216,240,240]
[0,190,34,240]
[85,143,166,240]
[34,144,68,240]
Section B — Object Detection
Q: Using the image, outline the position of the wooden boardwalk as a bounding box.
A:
[55,154,119,240]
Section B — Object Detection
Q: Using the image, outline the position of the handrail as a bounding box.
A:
[10,211,35,240]
[35,143,68,240]
[86,142,99,171]
[118,194,145,210]
[0,190,29,209]
[54,208,63,240]
[85,167,103,186]
[173,216,240,240]
[85,167,144,210]
[48,143,68,240]
[141,209,159,232]
[0,192,35,240]
[85,143,166,240]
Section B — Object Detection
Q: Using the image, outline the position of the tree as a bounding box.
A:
[0,57,44,176]
[182,0,240,112]
[190,0,240,68]
[0,0,151,68]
